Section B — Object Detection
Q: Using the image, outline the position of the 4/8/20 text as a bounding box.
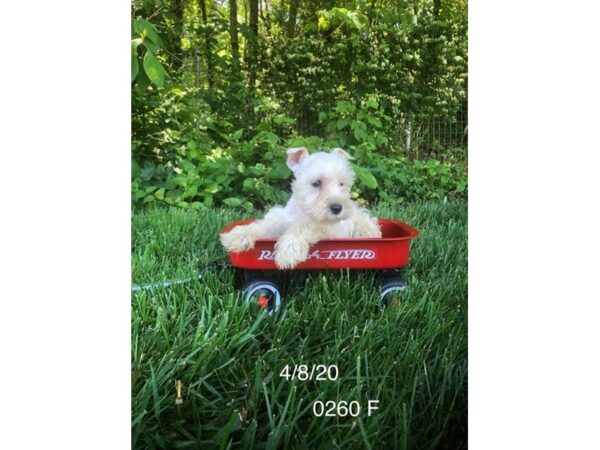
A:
[279,364,339,381]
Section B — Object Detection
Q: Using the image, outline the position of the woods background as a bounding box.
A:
[132,0,468,210]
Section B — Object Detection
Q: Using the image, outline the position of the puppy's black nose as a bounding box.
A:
[330,203,343,215]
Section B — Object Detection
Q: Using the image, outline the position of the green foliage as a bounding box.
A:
[132,18,168,90]
[263,4,467,136]
[317,7,368,31]
[132,90,466,209]
[372,154,467,203]
[131,1,468,211]
[132,89,291,209]
[319,94,390,161]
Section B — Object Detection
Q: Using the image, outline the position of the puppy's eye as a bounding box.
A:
[312,180,321,188]
[340,182,344,187]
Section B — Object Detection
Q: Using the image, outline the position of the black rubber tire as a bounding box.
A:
[240,278,282,314]
[380,277,407,307]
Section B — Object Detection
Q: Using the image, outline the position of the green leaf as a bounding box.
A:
[131,54,139,82]
[232,129,243,140]
[154,188,165,200]
[135,67,151,93]
[273,114,294,125]
[365,98,379,109]
[131,38,143,50]
[353,165,378,189]
[204,182,220,194]
[223,197,242,207]
[143,50,165,88]
[133,18,162,47]
[266,161,291,180]
[171,176,186,186]
[140,166,155,180]
[261,131,279,146]
[143,39,161,53]
[336,119,349,130]
[181,160,195,173]
[353,127,368,142]
[367,116,382,128]
[185,184,198,197]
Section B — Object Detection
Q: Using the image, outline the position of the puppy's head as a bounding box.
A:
[286,147,355,222]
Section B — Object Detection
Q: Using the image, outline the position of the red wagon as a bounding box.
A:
[221,218,420,313]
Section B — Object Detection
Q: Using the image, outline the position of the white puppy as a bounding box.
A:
[220,147,382,269]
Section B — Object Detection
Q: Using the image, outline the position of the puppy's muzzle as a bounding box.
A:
[330,203,343,215]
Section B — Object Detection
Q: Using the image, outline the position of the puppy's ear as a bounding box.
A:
[286,147,309,172]
[331,147,354,160]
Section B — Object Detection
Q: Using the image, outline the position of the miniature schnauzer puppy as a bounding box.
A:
[220,147,382,269]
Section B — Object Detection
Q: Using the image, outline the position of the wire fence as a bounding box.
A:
[274,104,468,157]
[407,105,468,156]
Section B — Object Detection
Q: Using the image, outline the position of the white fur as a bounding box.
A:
[220,147,382,269]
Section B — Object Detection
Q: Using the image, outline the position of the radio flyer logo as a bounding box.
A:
[257,249,376,261]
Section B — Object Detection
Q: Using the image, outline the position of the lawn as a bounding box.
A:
[132,200,467,449]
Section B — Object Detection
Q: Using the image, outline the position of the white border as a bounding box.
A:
[0,1,130,448]
[470,1,600,448]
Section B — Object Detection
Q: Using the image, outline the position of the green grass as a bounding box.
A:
[132,201,467,449]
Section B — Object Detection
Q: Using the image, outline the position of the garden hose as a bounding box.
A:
[131,258,230,293]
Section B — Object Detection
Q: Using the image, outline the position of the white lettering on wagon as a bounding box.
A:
[257,249,375,261]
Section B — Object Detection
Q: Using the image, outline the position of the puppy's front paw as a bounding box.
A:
[220,228,256,253]
[367,219,383,238]
[274,236,309,269]
[354,217,382,238]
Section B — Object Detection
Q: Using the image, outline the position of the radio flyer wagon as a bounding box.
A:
[221,218,420,313]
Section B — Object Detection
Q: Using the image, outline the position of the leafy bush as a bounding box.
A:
[132,113,291,210]
[132,89,467,210]
[318,94,391,161]
[370,154,467,203]
[131,18,169,92]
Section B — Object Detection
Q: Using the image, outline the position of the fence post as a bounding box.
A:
[406,117,412,154]
[194,48,201,89]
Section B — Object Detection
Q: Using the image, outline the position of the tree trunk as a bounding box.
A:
[229,0,240,72]
[287,0,298,37]
[194,48,201,89]
[171,0,184,69]
[244,0,249,62]
[248,0,259,89]
[368,0,378,25]
[199,0,214,88]
[259,0,272,37]
[434,0,442,18]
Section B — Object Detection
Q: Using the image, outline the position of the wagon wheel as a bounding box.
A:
[380,277,407,307]
[240,278,282,315]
